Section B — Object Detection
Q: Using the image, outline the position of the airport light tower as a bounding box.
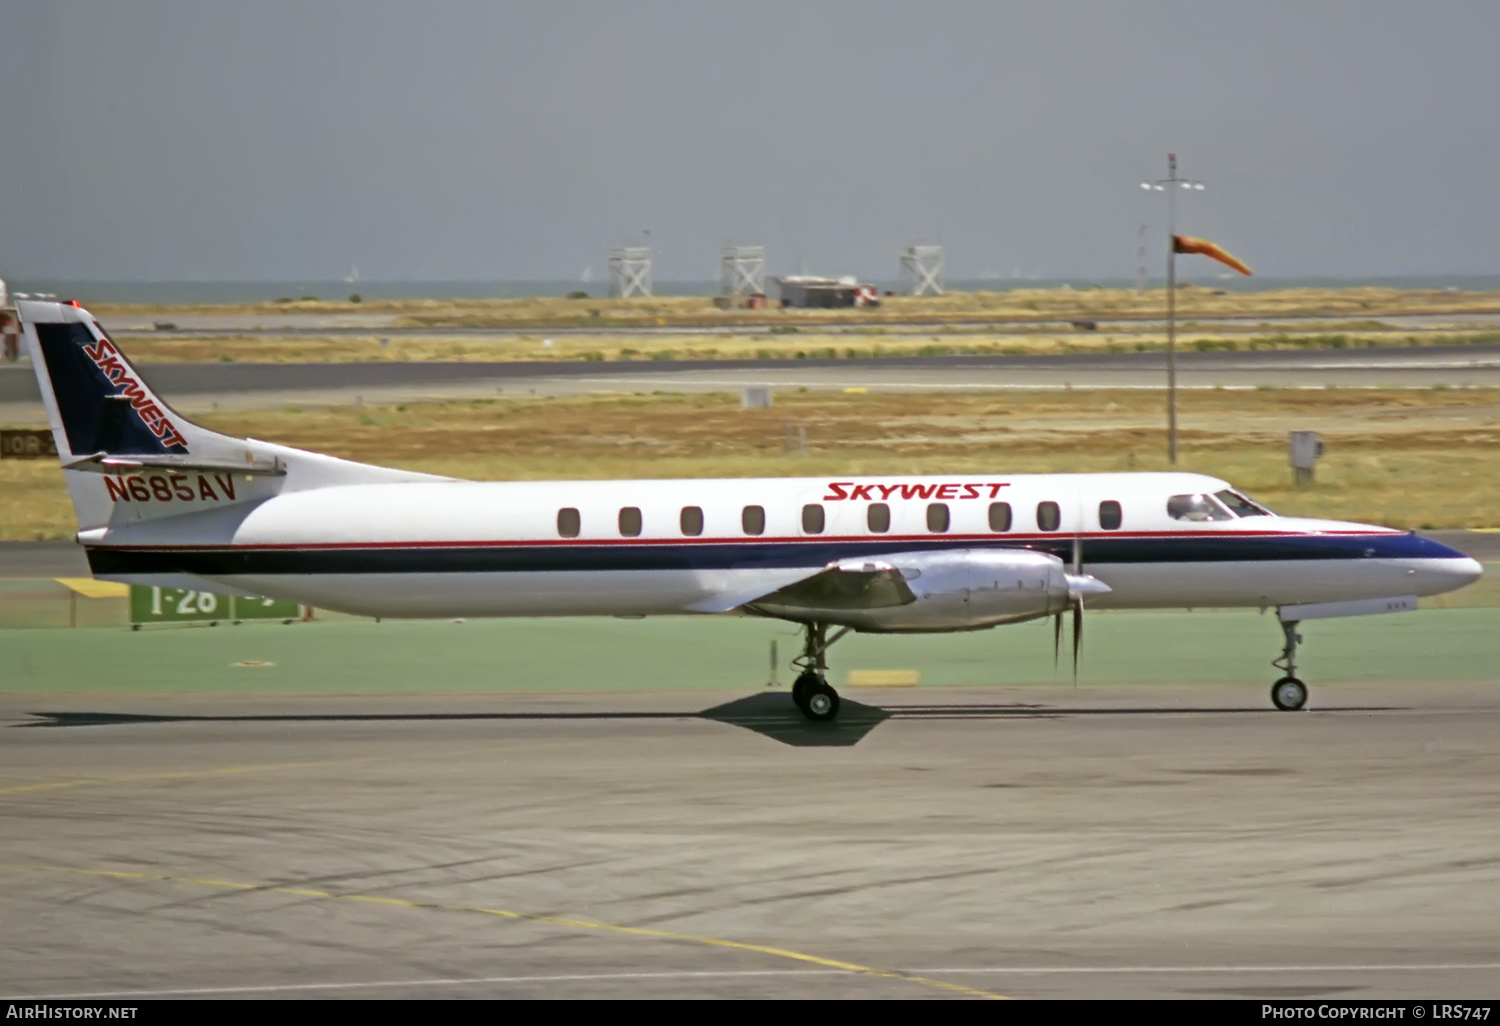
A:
[1141,153,1205,465]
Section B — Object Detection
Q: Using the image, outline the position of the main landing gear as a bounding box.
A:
[1271,618,1309,711]
[790,622,850,722]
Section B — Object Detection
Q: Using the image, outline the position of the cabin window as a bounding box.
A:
[618,506,643,537]
[867,502,891,533]
[1098,500,1122,531]
[742,505,765,536]
[1167,493,1234,522]
[988,501,1012,532]
[1036,501,1061,532]
[926,502,950,533]
[802,503,825,534]
[680,506,704,536]
[557,507,581,538]
[1215,489,1273,517]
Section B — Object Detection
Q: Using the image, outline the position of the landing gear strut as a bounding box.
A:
[1271,617,1309,711]
[790,622,849,722]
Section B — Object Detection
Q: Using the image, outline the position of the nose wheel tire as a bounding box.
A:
[791,671,819,710]
[1271,676,1308,712]
[792,672,840,721]
[799,680,840,722]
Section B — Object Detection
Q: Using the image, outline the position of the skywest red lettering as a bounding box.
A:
[80,333,189,449]
[823,481,1012,500]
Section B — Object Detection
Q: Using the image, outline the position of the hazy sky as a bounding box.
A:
[1,1,1497,281]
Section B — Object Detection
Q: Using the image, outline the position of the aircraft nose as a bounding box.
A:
[1448,556,1484,589]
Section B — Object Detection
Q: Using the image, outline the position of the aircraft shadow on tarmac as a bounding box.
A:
[16,696,1403,748]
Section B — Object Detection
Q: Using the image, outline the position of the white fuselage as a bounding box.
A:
[84,471,1482,625]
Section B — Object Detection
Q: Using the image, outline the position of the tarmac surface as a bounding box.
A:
[2,682,1499,999]
[9,344,1500,420]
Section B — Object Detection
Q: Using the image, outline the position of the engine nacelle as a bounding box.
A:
[752,548,1081,632]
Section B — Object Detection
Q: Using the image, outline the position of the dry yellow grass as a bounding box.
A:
[89,285,1500,331]
[4,387,1499,539]
[111,326,1500,365]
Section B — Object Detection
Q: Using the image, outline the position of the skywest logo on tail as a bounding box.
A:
[81,332,189,449]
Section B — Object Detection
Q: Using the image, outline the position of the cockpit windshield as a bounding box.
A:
[1167,493,1234,522]
[1214,489,1274,517]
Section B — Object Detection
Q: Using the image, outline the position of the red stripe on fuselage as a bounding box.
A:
[82,528,1401,554]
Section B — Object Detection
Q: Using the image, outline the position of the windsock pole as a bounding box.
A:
[1142,153,1207,465]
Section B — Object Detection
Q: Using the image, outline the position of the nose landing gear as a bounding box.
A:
[790,622,849,722]
[1271,617,1308,711]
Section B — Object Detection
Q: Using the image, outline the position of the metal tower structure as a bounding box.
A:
[720,245,765,300]
[901,244,944,296]
[608,247,653,298]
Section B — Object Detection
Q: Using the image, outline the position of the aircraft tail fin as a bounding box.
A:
[17,299,445,533]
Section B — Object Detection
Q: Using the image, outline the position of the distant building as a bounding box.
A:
[771,275,880,309]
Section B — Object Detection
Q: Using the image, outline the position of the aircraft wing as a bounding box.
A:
[689,559,916,614]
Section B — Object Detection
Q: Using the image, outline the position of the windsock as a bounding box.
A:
[1172,234,1252,276]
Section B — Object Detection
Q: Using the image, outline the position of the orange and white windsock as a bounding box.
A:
[1172,234,1252,276]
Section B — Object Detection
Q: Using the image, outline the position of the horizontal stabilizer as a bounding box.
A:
[63,453,287,476]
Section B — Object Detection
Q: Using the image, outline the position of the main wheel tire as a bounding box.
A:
[791,671,820,709]
[801,681,840,722]
[1271,676,1308,711]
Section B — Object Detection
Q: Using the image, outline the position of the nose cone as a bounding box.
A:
[1446,556,1484,591]
[1066,573,1112,599]
[1408,534,1484,595]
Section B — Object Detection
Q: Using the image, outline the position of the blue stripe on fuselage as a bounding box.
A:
[84,530,1470,577]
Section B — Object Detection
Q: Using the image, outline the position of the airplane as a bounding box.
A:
[15,298,1484,720]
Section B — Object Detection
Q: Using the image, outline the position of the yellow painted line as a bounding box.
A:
[0,756,382,797]
[0,740,587,798]
[2,863,1005,1000]
[846,669,921,688]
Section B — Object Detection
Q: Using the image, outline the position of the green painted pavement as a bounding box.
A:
[0,608,1497,695]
